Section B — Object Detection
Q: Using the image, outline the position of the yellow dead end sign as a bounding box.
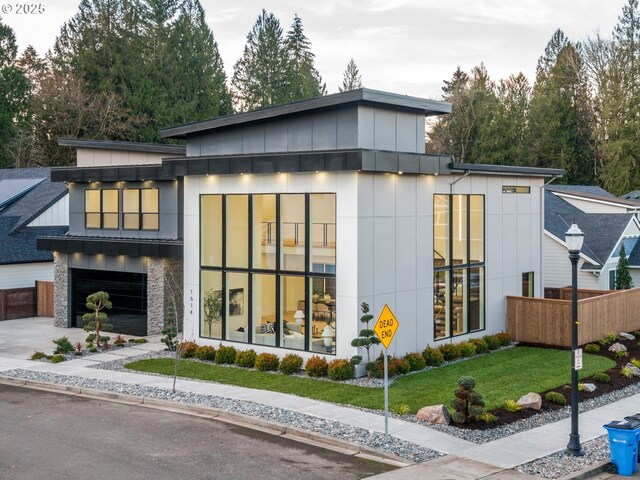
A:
[374,304,399,349]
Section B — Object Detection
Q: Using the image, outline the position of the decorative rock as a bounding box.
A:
[516,392,542,410]
[609,343,627,352]
[620,332,636,341]
[581,383,597,393]
[625,363,640,377]
[416,405,450,425]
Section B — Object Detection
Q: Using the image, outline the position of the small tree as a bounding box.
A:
[339,58,363,92]
[203,289,222,336]
[82,291,113,348]
[616,243,634,290]
[450,376,485,424]
[161,302,178,351]
[350,302,380,365]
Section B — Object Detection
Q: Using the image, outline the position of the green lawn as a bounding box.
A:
[125,347,615,412]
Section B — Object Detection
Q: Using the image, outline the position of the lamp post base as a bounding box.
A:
[566,435,584,456]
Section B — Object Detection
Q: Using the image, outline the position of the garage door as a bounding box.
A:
[71,269,147,336]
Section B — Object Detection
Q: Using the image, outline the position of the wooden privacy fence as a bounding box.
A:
[36,281,54,317]
[507,288,640,347]
[0,287,36,321]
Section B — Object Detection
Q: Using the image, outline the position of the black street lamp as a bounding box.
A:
[565,221,584,456]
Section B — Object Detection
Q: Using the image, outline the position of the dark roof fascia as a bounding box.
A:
[37,236,183,259]
[161,150,451,177]
[450,162,565,177]
[50,165,177,183]
[58,138,186,156]
[160,89,452,139]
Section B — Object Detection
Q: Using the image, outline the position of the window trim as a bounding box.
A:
[84,188,120,230]
[123,188,159,231]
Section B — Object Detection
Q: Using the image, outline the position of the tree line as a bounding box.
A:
[428,0,640,195]
[0,0,364,168]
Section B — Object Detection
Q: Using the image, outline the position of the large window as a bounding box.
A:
[200,193,337,354]
[85,189,119,229]
[123,189,159,230]
[433,194,485,340]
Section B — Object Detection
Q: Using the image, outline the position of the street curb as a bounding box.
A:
[557,460,612,480]
[0,376,414,468]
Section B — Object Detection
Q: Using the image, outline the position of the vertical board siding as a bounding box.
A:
[36,281,54,317]
[507,288,640,347]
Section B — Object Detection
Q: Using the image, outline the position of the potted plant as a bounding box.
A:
[350,302,380,377]
[203,289,222,336]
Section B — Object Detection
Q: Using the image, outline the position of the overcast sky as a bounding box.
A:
[2,0,626,99]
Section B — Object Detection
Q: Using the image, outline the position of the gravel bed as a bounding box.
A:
[516,435,612,479]
[0,367,443,464]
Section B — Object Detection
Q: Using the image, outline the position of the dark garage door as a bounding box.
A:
[72,269,147,336]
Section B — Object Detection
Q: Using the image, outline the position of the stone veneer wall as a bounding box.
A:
[53,252,68,328]
[146,257,184,335]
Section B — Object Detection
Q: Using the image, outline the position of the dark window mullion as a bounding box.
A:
[304,194,311,350]
[221,195,227,339]
[448,194,454,339]
[248,196,253,343]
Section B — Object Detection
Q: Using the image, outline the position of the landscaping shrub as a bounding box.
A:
[593,372,611,383]
[50,354,65,364]
[483,335,501,351]
[422,347,444,366]
[194,345,216,361]
[390,357,411,375]
[392,403,410,415]
[113,334,126,346]
[305,355,328,377]
[621,366,634,378]
[495,332,512,347]
[327,359,354,380]
[469,338,489,354]
[368,360,395,379]
[30,351,46,360]
[458,342,477,358]
[633,330,640,337]
[438,343,462,361]
[584,343,600,354]
[177,340,198,358]
[631,358,640,369]
[214,345,237,364]
[545,392,566,405]
[450,376,484,424]
[503,399,522,412]
[479,412,498,424]
[88,347,97,353]
[578,383,588,392]
[279,353,303,375]
[53,336,74,354]
[615,350,629,359]
[129,338,148,344]
[598,333,618,347]
[235,349,257,368]
[404,352,426,371]
[255,353,279,371]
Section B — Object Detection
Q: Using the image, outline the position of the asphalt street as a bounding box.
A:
[0,384,396,480]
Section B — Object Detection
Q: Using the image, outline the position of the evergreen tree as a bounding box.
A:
[284,14,325,101]
[525,30,595,184]
[231,9,289,111]
[616,243,634,289]
[0,17,30,167]
[339,58,363,92]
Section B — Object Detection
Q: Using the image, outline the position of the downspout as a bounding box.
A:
[540,175,559,298]
[450,170,470,194]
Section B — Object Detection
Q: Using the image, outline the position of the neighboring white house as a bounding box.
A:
[544,185,640,291]
[0,168,68,290]
[43,89,563,360]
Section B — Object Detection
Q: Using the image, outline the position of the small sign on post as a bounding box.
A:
[374,304,399,438]
[574,348,583,370]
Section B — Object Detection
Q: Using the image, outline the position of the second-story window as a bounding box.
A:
[85,189,119,229]
[124,189,159,231]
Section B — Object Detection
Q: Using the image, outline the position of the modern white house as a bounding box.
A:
[544,185,640,291]
[41,89,563,360]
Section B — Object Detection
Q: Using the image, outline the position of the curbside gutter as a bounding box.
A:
[0,376,412,468]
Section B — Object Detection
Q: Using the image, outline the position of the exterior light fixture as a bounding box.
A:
[565,221,584,457]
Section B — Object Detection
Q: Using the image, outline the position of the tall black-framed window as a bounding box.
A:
[433,194,485,340]
[200,193,337,354]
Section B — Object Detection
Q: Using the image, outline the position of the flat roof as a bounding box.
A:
[450,162,565,177]
[160,88,452,139]
[58,138,186,155]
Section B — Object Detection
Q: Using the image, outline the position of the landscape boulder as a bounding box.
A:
[620,332,635,341]
[609,343,627,352]
[625,363,640,378]
[516,392,542,410]
[416,405,450,425]
[581,383,597,393]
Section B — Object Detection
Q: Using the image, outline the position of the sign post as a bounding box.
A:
[374,304,399,438]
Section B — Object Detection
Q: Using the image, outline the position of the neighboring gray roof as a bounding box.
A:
[160,88,452,139]
[544,188,634,270]
[58,138,186,156]
[450,162,564,177]
[548,185,639,208]
[0,168,68,265]
[620,189,640,202]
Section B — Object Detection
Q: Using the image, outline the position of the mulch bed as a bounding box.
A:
[456,334,640,430]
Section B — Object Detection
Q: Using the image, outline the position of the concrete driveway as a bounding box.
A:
[0,317,153,359]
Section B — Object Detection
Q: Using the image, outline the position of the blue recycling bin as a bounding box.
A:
[624,414,640,460]
[604,420,640,476]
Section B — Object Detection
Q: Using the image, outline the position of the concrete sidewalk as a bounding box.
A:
[0,318,637,479]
